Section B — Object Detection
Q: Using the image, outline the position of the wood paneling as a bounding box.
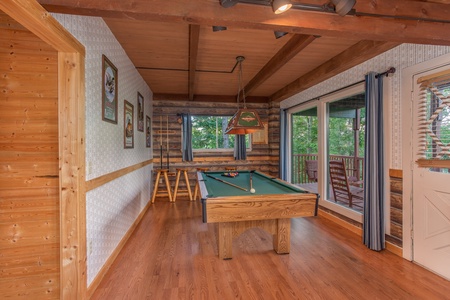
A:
[0,2,87,298]
[0,12,59,299]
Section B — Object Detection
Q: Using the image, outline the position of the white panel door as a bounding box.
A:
[412,71,450,280]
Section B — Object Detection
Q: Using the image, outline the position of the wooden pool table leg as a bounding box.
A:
[273,218,291,254]
[218,222,233,259]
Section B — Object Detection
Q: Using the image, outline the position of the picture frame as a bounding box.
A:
[252,122,268,144]
[124,100,134,148]
[137,92,144,132]
[102,55,118,124]
[146,115,151,148]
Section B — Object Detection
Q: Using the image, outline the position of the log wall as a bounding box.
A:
[0,12,60,298]
[152,100,280,191]
[388,169,403,247]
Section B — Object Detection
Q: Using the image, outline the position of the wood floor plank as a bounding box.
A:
[90,199,450,300]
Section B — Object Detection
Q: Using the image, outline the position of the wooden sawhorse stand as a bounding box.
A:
[173,168,193,201]
[151,169,173,203]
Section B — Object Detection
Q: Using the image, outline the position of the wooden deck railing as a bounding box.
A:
[292,154,364,184]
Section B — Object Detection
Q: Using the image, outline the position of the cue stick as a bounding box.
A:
[205,174,248,192]
[166,115,169,170]
[250,173,253,190]
[160,115,163,169]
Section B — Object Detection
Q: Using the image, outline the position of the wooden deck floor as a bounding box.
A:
[91,198,450,299]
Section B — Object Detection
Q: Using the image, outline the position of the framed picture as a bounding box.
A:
[137,92,144,132]
[146,115,151,148]
[252,122,268,144]
[124,100,134,148]
[102,55,118,124]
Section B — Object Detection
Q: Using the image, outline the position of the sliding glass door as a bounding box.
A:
[326,94,365,213]
[288,83,366,220]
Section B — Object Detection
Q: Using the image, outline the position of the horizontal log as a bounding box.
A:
[390,221,403,240]
[390,192,402,210]
[390,207,403,224]
[390,178,403,194]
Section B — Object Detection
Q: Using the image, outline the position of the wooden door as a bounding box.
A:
[412,67,450,280]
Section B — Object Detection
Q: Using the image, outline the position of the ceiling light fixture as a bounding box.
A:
[272,0,292,14]
[219,0,239,8]
[219,0,355,16]
[225,56,264,135]
[212,26,227,32]
[274,31,288,39]
[330,0,356,16]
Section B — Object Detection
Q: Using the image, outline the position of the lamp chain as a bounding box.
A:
[236,56,247,109]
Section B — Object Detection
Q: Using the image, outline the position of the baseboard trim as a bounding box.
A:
[86,199,152,299]
[318,209,403,257]
[318,209,362,236]
[385,241,403,257]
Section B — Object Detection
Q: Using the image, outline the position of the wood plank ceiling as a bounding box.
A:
[38,0,450,103]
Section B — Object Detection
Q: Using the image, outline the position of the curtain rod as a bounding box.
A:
[375,67,396,78]
[284,67,396,111]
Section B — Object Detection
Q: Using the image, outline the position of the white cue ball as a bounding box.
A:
[250,188,255,194]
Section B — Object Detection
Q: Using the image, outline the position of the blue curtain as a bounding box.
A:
[363,72,385,251]
[181,113,193,161]
[279,109,288,180]
[234,135,247,160]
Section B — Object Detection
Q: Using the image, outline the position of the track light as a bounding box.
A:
[272,0,292,14]
[219,0,239,8]
[212,26,227,32]
[274,31,288,39]
[331,0,356,16]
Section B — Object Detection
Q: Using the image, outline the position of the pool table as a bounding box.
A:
[198,170,319,259]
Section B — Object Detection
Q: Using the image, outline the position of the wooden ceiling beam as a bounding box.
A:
[188,24,200,101]
[2,0,84,54]
[38,0,450,45]
[354,0,450,22]
[270,40,400,102]
[244,34,316,95]
[153,93,269,103]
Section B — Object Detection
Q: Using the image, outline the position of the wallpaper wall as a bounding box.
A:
[53,14,153,285]
[281,43,450,169]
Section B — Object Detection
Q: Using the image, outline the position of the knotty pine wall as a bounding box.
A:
[0,13,60,298]
[152,100,280,189]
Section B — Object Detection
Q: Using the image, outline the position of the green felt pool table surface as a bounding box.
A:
[201,170,309,198]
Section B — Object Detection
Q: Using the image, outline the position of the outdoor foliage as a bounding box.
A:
[292,107,365,157]
[191,115,250,150]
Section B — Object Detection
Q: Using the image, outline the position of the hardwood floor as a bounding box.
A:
[91,198,450,300]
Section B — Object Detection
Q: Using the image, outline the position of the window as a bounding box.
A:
[416,79,450,172]
[291,107,318,184]
[191,115,251,151]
